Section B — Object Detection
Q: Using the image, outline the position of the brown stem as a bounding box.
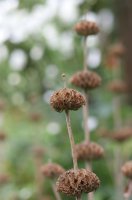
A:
[83,90,90,141]
[88,192,94,200]
[65,110,78,170]
[51,182,62,200]
[76,196,82,200]
[83,36,88,71]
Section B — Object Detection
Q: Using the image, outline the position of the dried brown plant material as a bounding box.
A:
[41,163,65,179]
[76,141,104,161]
[29,112,42,122]
[0,131,6,141]
[50,88,85,112]
[0,174,9,185]
[0,100,5,111]
[74,21,99,36]
[111,128,132,142]
[70,70,101,90]
[109,43,125,58]
[33,146,45,158]
[107,80,128,93]
[56,169,100,197]
[122,161,132,179]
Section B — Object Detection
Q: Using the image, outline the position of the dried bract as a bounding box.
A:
[122,161,132,179]
[56,169,100,197]
[74,21,99,36]
[70,70,101,90]
[76,141,104,161]
[50,88,85,112]
[41,163,65,179]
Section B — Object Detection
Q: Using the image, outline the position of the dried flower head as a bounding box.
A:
[50,88,85,112]
[41,163,65,179]
[121,161,132,179]
[70,70,101,90]
[74,21,99,36]
[111,128,132,142]
[33,146,45,158]
[0,174,9,185]
[56,169,100,197]
[109,43,125,58]
[107,80,128,93]
[0,131,6,141]
[76,141,104,161]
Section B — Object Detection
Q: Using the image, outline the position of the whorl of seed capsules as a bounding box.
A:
[56,169,100,197]
[121,161,132,179]
[107,80,128,93]
[70,70,101,90]
[74,21,99,36]
[109,43,125,58]
[50,88,85,112]
[76,141,104,161]
[41,163,65,179]
[111,128,132,142]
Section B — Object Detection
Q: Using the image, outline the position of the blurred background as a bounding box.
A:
[0,0,132,199]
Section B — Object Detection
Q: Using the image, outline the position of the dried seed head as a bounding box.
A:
[33,146,45,158]
[0,131,6,141]
[76,141,104,161]
[121,161,132,179]
[41,163,65,179]
[74,21,99,36]
[111,128,132,142]
[70,70,101,90]
[109,43,125,58]
[50,88,85,112]
[56,169,100,197]
[107,80,128,93]
[29,112,42,122]
[0,174,9,185]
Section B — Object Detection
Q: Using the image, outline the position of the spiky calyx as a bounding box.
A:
[74,21,99,36]
[56,169,100,197]
[50,88,85,112]
[70,70,101,90]
[76,141,104,161]
[41,163,65,179]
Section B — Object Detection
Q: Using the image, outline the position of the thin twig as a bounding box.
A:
[83,90,90,141]
[83,36,88,71]
[65,110,78,170]
[51,182,62,200]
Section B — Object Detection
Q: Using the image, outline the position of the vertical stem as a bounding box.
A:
[65,110,78,170]
[113,96,122,129]
[83,90,90,141]
[51,182,62,200]
[83,36,88,71]
[76,196,82,200]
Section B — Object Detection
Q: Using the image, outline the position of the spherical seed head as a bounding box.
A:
[107,80,128,94]
[74,21,99,36]
[76,141,104,161]
[56,169,100,197]
[121,161,132,179]
[70,70,101,90]
[111,128,132,142]
[50,88,85,112]
[41,163,65,179]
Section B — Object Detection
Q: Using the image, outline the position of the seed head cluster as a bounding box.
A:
[76,141,104,161]
[74,21,99,36]
[50,88,85,112]
[56,169,100,197]
[41,163,65,179]
[121,161,132,179]
[70,70,101,90]
[107,80,128,93]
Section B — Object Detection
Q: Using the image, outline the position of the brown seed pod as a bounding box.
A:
[70,70,101,90]
[56,169,100,197]
[121,161,132,179]
[41,163,65,179]
[107,80,128,93]
[76,141,104,161]
[74,21,99,36]
[111,128,132,142]
[50,88,85,112]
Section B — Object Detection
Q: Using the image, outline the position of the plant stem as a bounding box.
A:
[76,196,82,200]
[83,90,90,142]
[51,182,62,200]
[65,110,78,170]
[83,36,88,71]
